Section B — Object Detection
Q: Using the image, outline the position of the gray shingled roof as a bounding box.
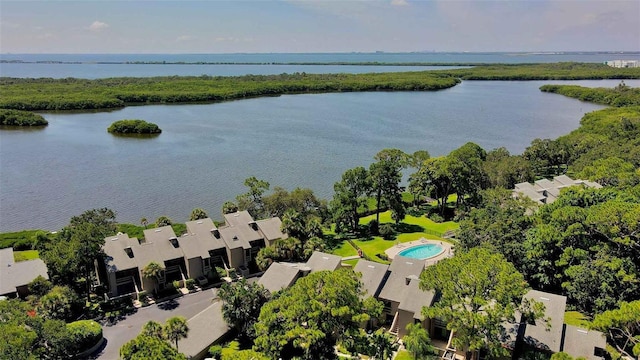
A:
[553,175,575,186]
[180,301,229,359]
[180,218,226,260]
[398,278,435,319]
[258,262,301,294]
[562,325,606,360]
[135,242,166,269]
[353,259,389,298]
[523,290,566,353]
[513,176,601,205]
[103,233,139,272]
[378,256,425,303]
[306,251,342,272]
[256,217,288,242]
[103,232,168,273]
[185,218,226,251]
[0,248,49,296]
[143,226,183,261]
[221,211,263,248]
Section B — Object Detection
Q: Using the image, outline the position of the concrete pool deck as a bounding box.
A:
[385,238,454,266]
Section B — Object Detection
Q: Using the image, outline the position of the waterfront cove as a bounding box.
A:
[2,79,637,231]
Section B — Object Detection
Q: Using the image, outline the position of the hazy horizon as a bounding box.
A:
[3,50,640,56]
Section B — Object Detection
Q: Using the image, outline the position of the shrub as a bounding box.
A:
[406,206,424,217]
[209,345,223,358]
[377,253,389,261]
[0,229,40,250]
[185,279,196,290]
[367,219,379,236]
[28,275,52,297]
[155,216,172,227]
[379,223,395,239]
[107,119,161,135]
[66,320,103,354]
[172,280,181,289]
[429,213,444,223]
[215,267,227,279]
[0,109,48,126]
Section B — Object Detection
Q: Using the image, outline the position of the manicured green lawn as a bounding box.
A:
[359,211,459,235]
[13,250,39,262]
[564,311,591,328]
[331,241,359,258]
[326,211,458,263]
[341,259,359,267]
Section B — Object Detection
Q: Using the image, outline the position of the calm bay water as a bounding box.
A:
[2,52,638,78]
[3,79,637,232]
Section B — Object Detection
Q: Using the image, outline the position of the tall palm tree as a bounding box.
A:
[369,329,398,360]
[141,261,163,295]
[404,323,437,360]
[141,320,164,339]
[164,316,189,351]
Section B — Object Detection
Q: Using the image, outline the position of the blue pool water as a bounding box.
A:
[398,244,444,260]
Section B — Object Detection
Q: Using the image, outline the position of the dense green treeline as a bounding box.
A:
[0,72,459,111]
[439,62,640,80]
[454,91,640,358]
[1,63,639,113]
[0,109,48,126]
[540,82,640,107]
[108,119,162,134]
[551,106,640,176]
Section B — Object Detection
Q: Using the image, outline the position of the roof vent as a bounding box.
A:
[322,256,329,260]
[367,265,375,269]
[540,297,550,301]
[577,329,588,334]
[155,229,162,232]
[196,220,203,224]
[406,274,419,285]
[169,237,179,248]
[233,236,239,241]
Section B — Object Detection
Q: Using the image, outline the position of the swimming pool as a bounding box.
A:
[398,244,444,260]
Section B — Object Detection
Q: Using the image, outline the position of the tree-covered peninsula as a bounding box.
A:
[438,62,640,80]
[108,119,162,135]
[540,81,640,107]
[0,71,459,111]
[0,109,48,126]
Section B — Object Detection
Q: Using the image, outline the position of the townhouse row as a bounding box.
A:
[100,210,287,298]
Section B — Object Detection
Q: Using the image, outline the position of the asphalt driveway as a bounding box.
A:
[93,288,220,360]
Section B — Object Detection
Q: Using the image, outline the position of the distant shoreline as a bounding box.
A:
[0,60,489,66]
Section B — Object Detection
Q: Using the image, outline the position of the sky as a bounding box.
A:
[0,0,638,54]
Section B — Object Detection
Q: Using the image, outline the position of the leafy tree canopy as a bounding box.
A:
[420,247,542,359]
[189,208,208,221]
[253,269,382,359]
[120,334,186,360]
[218,278,270,340]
